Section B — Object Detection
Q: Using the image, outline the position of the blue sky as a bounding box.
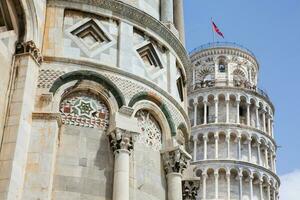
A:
[184,0,300,176]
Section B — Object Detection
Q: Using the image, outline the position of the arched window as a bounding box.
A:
[218,58,227,73]
[59,91,109,129]
[135,110,162,151]
[0,1,13,31]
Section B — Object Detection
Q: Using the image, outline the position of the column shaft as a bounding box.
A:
[258,144,262,166]
[226,174,231,200]
[204,137,208,160]
[227,137,230,159]
[193,102,198,127]
[250,177,254,200]
[256,106,259,128]
[239,175,243,200]
[236,101,240,124]
[204,102,207,124]
[247,103,251,126]
[238,137,241,160]
[226,100,230,123]
[202,175,207,200]
[248,139,252,162]
[215,100,218,123]
[113,150,130,200]
[265,148,269,168]
[161,0,174,23]
[193,139,197,162]
[167,173,183,200]
[263,112,266,132]
[173,0,185,45]
[215,174,219,200]
[259,182,264,200]
[215,135,219,159]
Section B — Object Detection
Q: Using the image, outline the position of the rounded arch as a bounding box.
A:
[129,91,176,136]
[132,100,172,146]
[49,70,125,108]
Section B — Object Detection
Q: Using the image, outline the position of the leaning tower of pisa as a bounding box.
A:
[187,42,280,200]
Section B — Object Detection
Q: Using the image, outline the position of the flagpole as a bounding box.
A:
[211,17,215,45]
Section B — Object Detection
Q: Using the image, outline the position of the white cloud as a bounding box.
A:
[280,170,300,200]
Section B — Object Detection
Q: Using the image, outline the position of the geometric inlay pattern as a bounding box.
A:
[59,92,109,129]
[37,69,65,88]
[135,110,162,151]
[66,18,115,57]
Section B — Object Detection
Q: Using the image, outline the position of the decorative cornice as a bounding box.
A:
[32,112,62,126]
[47,0,191,76]
[161,146,192,175]
[182,178,201,200]
[192,159,280,184]
[15,40,43,65]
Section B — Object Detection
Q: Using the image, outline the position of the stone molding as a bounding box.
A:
[15,40,43,65]
[108,128,137,153]
[161,146,192,175]
[32,112,62,127]
[47,0,191,77]
[182,178,201,200]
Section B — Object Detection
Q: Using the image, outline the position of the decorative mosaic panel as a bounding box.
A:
[135,110,162,151]
[60,92,109,129]
[37,69,65,88]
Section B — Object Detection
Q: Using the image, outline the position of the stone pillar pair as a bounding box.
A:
[109,128,192,200]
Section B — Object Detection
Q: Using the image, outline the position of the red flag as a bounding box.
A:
[212,21,224,38]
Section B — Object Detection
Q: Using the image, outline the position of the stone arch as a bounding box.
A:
[177,122,189,146]
[129,91,176,136]
[49,70,125,108]
[132,100,171,148]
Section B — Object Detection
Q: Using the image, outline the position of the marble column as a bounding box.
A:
[215,133,219,159]
[247,103,251,126]
[237,136,242,160]
[238,173,243,200]
[236,100,240,124]
[203,101,208,124]
[263,111,266,132]
[109,128,135,200]
[193,136,197,162]
[193,102,198,127]
[215,172,219,200]
[202,173,207,200]
[259,179,264,200]
[268,115,271,136]
[226,99,230,123]
[264,147,269,169]
[173,0,185,45]
[161,0,174,23]
[267,183,271,200]
[249,175,254,200]
[203,135,208,160]
[248,137,252,163]
[162,146,191,200]
[256,106,260,129]
[257,142,262,166]
[226,135,231,159]
[214,98,219,123]
[226,172,231,200]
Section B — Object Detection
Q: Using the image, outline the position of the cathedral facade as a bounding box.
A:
[0,0,279,200]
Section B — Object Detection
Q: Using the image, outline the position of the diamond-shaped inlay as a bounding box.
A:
[137,43,163,69]
[66,18,116,57]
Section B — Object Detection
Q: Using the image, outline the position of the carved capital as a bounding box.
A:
[15,40,43,64]
[182,178,201,200]
[108,128,135,153]
[161,146,192,175]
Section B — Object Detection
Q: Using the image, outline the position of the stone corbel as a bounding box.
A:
[15,40,43,65]
[182,178,201,200]
[161,146,192,175]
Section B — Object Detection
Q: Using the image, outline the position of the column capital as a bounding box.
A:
[15,40,43,65]
[193,101,198,107]
[182,178,201,200]
[108,128,137,154]
[161,146,192,175]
